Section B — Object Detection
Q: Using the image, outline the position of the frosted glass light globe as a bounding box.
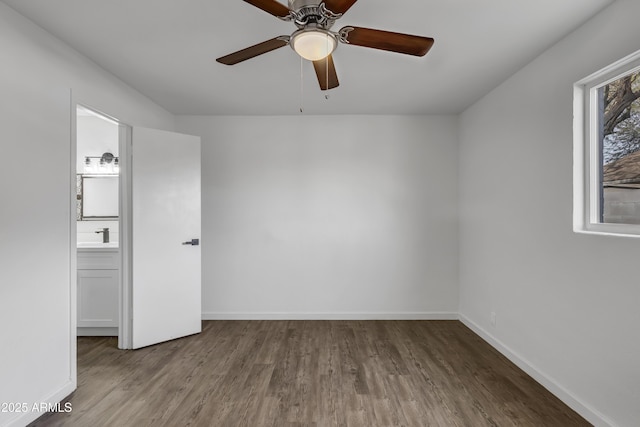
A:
[291,29,337,61]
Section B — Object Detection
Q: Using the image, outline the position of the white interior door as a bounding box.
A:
[131,127,201,349]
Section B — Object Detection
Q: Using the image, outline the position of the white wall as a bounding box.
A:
[0,3,174,426]
[458,1,640,426]
[177,115,459,319]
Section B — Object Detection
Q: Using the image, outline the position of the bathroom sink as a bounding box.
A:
[77,242,119,249]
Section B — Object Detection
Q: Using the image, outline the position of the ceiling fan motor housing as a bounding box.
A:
[287,0,341,29]
[288,0,321,12]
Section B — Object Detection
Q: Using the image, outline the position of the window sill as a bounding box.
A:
[574,223,640,238]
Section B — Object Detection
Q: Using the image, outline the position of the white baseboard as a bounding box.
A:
[202,311,459,320]
[459,314,616,427]
[5,380,75,427]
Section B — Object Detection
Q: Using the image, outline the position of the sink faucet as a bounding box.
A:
[95,227,110,243]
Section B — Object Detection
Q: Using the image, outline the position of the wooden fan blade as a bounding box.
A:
[313,55,339,90]
[323,0,358,15]
[243,0,290,18]
[341,26,434,57]
[216,37,289,65]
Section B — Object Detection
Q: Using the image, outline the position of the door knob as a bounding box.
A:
[182,239,200,246]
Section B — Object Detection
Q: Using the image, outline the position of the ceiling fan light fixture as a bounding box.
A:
[291,28,337,61]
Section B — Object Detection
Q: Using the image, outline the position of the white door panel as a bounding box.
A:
[131,127,201,349]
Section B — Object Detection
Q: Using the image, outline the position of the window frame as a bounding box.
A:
[574,49,640,237]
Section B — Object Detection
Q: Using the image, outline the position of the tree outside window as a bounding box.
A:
[600,71,640,224]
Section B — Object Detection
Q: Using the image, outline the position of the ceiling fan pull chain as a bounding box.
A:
[300,56,304,113]
[326,37,329,92]
[325,38,330,100]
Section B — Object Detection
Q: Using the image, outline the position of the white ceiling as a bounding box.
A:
[3,0,613,115]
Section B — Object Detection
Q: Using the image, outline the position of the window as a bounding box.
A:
[574,50,640,237]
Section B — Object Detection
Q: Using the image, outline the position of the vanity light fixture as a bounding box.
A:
[84,152,119,174]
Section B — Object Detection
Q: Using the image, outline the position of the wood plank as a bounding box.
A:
[29,321,590,427]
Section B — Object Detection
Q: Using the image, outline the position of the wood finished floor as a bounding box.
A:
[30,321,589,427]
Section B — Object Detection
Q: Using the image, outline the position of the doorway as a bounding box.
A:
[75,105,121,341]
[72,105,202,351]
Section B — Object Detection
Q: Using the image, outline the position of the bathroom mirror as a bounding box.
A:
[78,175,119,220]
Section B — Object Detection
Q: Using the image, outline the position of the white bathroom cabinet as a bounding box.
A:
[77,248,119,336]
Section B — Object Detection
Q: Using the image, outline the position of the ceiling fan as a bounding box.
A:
[216,0,434,90]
